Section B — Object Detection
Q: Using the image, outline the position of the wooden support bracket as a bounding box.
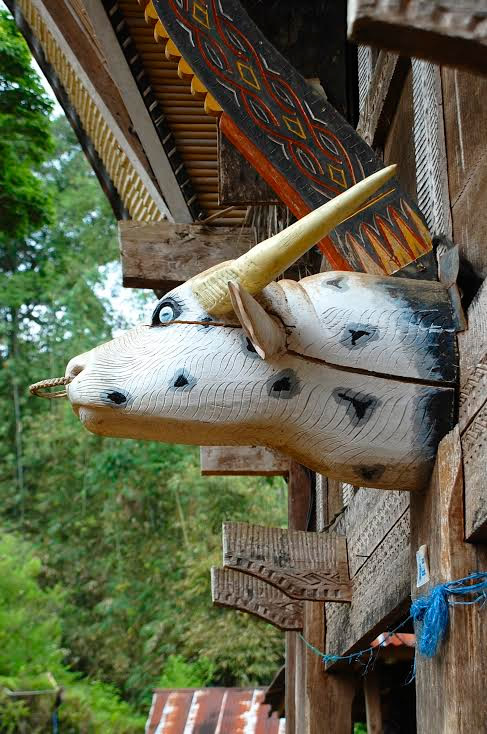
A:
[211,567,303,631]
[222,523,351,602]
[118,221,254,290]
[200,446,290,477]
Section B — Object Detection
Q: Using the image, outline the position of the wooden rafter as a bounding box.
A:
[82,0,197,223]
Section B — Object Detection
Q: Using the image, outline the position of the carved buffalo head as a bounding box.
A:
[65,165,457,490]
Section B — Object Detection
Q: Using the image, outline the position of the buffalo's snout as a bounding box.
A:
[65,353,89,382]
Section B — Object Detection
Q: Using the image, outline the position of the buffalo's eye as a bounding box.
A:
[151,298,182,326]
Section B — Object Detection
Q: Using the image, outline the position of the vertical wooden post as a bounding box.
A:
[364,672,383,734]
[286,461,311,734]
[303,601,355,733]
[410,427,487,733]
[287,462,355,733]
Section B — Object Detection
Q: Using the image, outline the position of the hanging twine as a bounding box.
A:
[300,572,487,673]
[29,376,71,399]
[411,572,487,657]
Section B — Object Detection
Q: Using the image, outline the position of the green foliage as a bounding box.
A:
[354,724,367,734]
[0,532,144,733]
[0,10,286,724]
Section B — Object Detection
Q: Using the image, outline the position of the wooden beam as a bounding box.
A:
[356,50,409,148]
[211,567,303,631]
[348,0,487,76]
[410,426,486,733]
[364,672,383,734]
[218,128,279,206]
[28,0,168,219]
[222,523,351,602]
[302,602,356,734]
[200,446,289,477]
[458,280,487,541]
[118,221,253,289]
[82,0,193,223]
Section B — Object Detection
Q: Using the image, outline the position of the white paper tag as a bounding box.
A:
[416,544,430,588]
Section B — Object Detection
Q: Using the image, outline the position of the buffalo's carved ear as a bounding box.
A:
[227,281,286,360]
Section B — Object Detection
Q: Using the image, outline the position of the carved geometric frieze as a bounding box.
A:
[211,567,303,631]
[222,523,351,602]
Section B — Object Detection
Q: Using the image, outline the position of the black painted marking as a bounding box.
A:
[266,369,300,400]
[174,374,189,388]
[169,369,197,391]
[100,388,129,407]
[355,464,385,482]
[322,276,348,291]
[333,388,378,423]
[246,337,257,353]
[340,322,379,349]
[349,329,370,345]
[106,391,126,405]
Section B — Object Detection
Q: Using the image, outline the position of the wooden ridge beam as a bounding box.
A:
[200,446,289,477]
[222,523,351,602]
[211,567,303,631]
[118,221,254,289]
[348,0,487,76]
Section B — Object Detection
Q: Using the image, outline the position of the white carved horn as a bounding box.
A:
[192,165,397,315]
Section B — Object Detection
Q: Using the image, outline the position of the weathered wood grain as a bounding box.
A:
[410,427,486,733]
[118,221,253,289]
[200,446,289,477]
[442,68,487,279]
[357,50,409,148]
[383,68,417,201]
[364,672,383,734]
[223,523,351,602]
[345,488,409,577]
[303,602,355,734]
[211,567,303,631]
[458,281,487,541]
[348,0,487,75]
[325,508,410,664]
[218,129,278,206]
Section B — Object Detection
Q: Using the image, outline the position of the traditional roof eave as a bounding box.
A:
[7,0,128,220]
[12,0,168,221]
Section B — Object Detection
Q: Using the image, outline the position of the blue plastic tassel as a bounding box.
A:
[299,571,487,673]
[411,572,487,657]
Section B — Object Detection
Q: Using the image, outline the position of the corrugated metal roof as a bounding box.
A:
[145,688,285,733]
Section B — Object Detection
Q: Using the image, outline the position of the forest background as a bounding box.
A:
[0,9,286,731]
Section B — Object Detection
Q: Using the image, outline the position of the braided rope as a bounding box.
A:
[29,376,72,399]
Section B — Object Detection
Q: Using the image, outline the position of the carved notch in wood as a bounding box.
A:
[222,523,352,602]
[211,567,303,631]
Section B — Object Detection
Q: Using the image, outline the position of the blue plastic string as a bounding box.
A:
[300,571,487,674]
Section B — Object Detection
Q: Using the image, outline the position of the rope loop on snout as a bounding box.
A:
[29,376,72,399]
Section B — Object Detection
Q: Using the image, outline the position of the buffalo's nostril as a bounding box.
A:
[66,355,88,380]
[106,391,127,405]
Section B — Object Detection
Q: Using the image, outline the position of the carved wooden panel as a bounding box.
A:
[222,523,351,602]
[325,507,410,663]
[200,446,289,476]
[150,0,433,276]
[211,567,303,630]
[348,1,487,76]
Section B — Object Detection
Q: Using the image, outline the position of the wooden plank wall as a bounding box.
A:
[307,49,487,734]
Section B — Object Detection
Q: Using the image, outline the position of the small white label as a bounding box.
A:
[416,544,430,588]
